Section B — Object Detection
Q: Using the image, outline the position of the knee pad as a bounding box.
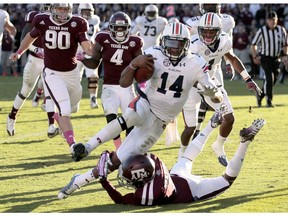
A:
[17,92,27,100]
[117,116,128,131]
[126,126,134,136]
[88,78,98,89]
[106,113,117,123]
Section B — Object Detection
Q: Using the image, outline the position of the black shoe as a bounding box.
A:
[256,94,263,107]
[71,143,88,162]
[266,103,275,108]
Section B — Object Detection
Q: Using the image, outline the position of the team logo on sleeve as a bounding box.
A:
[204,49,211,56]
[71,21,77,27]
[163,59,171,67]
[129,41,136,47]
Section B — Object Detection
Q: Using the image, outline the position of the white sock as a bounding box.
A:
[74,169,96,187]
[182,121,214,161]
[212,134,227,157]
[225,141,250,177]
[86,119,123,153]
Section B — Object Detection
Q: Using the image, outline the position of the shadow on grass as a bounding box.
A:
[64,186,288,213]
[2,185,287,213]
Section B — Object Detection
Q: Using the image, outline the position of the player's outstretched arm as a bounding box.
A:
[9,33,36,62]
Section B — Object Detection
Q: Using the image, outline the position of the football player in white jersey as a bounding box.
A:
[131,5,168,93]
[77,3,101,109]
[131,4,168,51]
[184,4,236,138]
[68,22,223,167]
[180,4,235,162]
[180,13,261,167]
[58,22,224,198]
[0,9,16,60]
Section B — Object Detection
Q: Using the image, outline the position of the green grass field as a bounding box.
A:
[0,76,287,213]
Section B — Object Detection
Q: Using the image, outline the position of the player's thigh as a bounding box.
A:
[188,176,230,201]
[44,68,69,103]
[204,87,233,114]
[116,114,166,163]
[85,67,98,78]
[101,85,121,115]
[119,86,136,114]
[182,88,201,127]
[22,55,44,88]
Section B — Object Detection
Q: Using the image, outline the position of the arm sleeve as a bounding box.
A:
[100,179,139,205]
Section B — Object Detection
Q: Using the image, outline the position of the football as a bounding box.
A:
[134,64,154,83]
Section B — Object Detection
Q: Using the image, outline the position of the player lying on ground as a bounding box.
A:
[58,106,265,205]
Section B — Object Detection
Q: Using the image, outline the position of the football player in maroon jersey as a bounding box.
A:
[9,3,94,157]
[79,11,144,150]
[101,119,265,205]
[6,4,60,138]
[57,106,265,203]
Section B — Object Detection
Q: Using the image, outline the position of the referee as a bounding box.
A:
[251,11,288,108]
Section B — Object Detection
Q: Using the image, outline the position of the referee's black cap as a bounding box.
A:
[267,11,277,19]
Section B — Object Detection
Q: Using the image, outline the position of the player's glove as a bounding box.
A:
[245,78,262,95]
[97,150,112,181]
[197,85,219,97]
[225,62,235,81]
[76,51,86,61]
[34,48,45,59]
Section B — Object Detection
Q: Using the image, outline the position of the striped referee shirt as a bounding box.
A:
[251,25,287,57]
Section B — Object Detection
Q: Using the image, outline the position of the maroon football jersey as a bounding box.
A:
[102,153,179,205]
[25,11,43,48]
[96,32,143,85]
[31,14,89,71]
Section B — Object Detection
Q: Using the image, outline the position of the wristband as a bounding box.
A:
[16,49,24,56]
[129,63,137,70]
[240,69,250,81]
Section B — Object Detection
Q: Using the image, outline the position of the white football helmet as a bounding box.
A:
[198,12,222,46]
[160,22,190,62]
[199,3,221,15]
[51,3,73,23]
[78,3,94,20]
[144,4,159,21]
[40,4,51,12]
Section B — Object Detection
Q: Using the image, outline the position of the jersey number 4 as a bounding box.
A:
[157,72,183,98]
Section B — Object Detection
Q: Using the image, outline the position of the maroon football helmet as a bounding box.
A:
[109,12,131,42]
[117,154,155,188]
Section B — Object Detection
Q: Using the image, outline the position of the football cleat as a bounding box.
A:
[47,124,59,138]
[70,143,88,162]
[6,116,16,136]
[210,103,228,128]
[58,174,81,199]
[240,119,266,142]
[90,96,99,109]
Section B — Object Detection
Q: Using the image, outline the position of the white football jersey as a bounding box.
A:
[87,14,100,42]
[0,9,9,47]
[186,13,235,37]
[144,46,210,123]
[189,32,232,78]
[131,16,168,50]
[77,14,100,53]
